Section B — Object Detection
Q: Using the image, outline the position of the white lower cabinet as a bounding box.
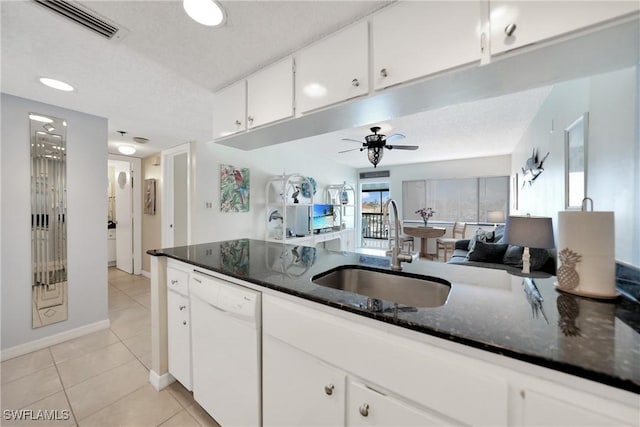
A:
[262,294,639,427]
[263,335,445,427]
[263,336,346,426]
[348,380,451,427]
[167,289,191,390]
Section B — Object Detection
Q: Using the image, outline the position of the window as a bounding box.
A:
[402,177,509,223]
[361,185,389,239]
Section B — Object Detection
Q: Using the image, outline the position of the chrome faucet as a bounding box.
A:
[384,199,416,271]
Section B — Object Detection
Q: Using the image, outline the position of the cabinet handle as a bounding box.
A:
[379,68,388,78]
[182,320,187,326]
[247,116,254,125]
[359,403,370,417]
[179,305,186,311]
[324,384,334,396]
[505,23,517,37]
[171,279,178,285]
[351,78,360,87]
[235,119,242,126]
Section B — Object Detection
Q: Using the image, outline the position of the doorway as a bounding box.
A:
[162,144,191,248]
[359,181,390,253]
[108,155,142,274]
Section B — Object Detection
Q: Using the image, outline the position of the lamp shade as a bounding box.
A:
[487,210,505,223]
[504,215,555,249]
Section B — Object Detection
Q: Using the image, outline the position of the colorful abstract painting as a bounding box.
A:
[220,165,250,212]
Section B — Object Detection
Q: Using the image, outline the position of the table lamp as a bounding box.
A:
[487,210,505,229]
[504,215,555,274]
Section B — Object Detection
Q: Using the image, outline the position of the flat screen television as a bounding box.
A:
[312,204,334,232]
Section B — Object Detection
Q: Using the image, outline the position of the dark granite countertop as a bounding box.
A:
[149,239,640,394]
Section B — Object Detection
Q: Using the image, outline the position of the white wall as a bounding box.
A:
[191,140,357,243]
[511,66,639,266]
[1,94,109,353]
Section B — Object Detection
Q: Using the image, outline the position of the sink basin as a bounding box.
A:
[312,266,451,308]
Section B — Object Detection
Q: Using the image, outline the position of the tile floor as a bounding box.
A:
[1,268,220,427]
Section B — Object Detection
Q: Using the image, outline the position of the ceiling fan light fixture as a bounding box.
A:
[183,0,225,26]
[367,146,383,168]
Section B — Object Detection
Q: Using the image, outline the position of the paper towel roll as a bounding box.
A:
[557,211,617,298]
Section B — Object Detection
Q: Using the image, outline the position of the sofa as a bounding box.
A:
[447,225,556,276]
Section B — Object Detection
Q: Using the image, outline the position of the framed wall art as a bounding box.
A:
[220,164,250,212]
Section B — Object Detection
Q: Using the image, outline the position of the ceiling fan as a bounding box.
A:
[339,126,418,168]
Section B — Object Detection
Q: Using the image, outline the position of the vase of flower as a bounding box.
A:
[415,207,435,227]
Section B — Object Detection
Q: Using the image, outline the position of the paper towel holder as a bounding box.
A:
[556,198,619,300]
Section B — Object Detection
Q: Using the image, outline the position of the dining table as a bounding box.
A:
[402,226,447,259]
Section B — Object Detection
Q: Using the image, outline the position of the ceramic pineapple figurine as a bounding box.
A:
[557,248,583,290]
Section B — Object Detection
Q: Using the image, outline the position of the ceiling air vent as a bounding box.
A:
[360,170,390,179]
[33,0,120,40]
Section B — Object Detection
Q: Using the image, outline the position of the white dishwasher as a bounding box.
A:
[190,271,261,427]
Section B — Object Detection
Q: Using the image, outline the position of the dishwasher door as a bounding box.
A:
[190,272,262,427]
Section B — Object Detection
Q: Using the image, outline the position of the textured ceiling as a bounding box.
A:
[1,0,390,158]
[274,85,553,169]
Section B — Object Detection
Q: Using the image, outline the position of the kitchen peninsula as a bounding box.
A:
[148,239,639,426]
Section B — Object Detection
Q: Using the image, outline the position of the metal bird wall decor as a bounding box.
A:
[522,149,550,187]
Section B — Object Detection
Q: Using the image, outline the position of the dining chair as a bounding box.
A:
[436,222,467,261]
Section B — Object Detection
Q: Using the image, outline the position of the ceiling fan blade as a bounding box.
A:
[386,145,419,150]
[338,147,363,154]
[341,138,364,144]
[385,133,406,143]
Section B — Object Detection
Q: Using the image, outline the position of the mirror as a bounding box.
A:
[30,112,68,328]
[565,113,588,209]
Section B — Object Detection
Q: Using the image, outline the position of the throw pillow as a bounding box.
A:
[467,241,509,263]
[494,225,506,244]
[502,245,549,270]
[468,229,495,251]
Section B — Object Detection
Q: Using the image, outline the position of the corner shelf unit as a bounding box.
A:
[265,174,314,243]
[325,182,356,232]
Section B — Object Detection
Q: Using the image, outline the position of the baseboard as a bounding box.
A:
[0,319,110,362]
[149,370,175,391]
[141,270,151,279]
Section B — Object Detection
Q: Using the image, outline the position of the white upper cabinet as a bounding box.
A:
[247,57,294,129]
[212,80,246,140]
[295,22,369,114]
[371,1,483,90]
[490,1,640,55]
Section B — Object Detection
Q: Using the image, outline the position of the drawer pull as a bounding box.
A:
[379,68,388,78]
[359,403,369,417]
[505,23,517,37]
[179,305,186,311]
[171,279,178,285]
[183,320,187,326]
[324,384,334,396]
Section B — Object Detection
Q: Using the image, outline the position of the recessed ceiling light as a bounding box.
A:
[29,114,53,123]
[118,145,136,155]
[133,137,149,144]
[39,77,74,92]
[183,0,225,26]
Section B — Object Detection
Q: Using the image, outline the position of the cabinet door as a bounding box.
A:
[348,380,453,426]
[247,57,294,128]
[212,80,246,139]
[263,336,346,427]
[372,1,482,90]
[166,266,189,295]
[490,1,640,55]
[520,389,629,426]
[167,290,192,390]
[296,21,368,113]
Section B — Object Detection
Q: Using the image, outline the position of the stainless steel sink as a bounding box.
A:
[312,266,451,308]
